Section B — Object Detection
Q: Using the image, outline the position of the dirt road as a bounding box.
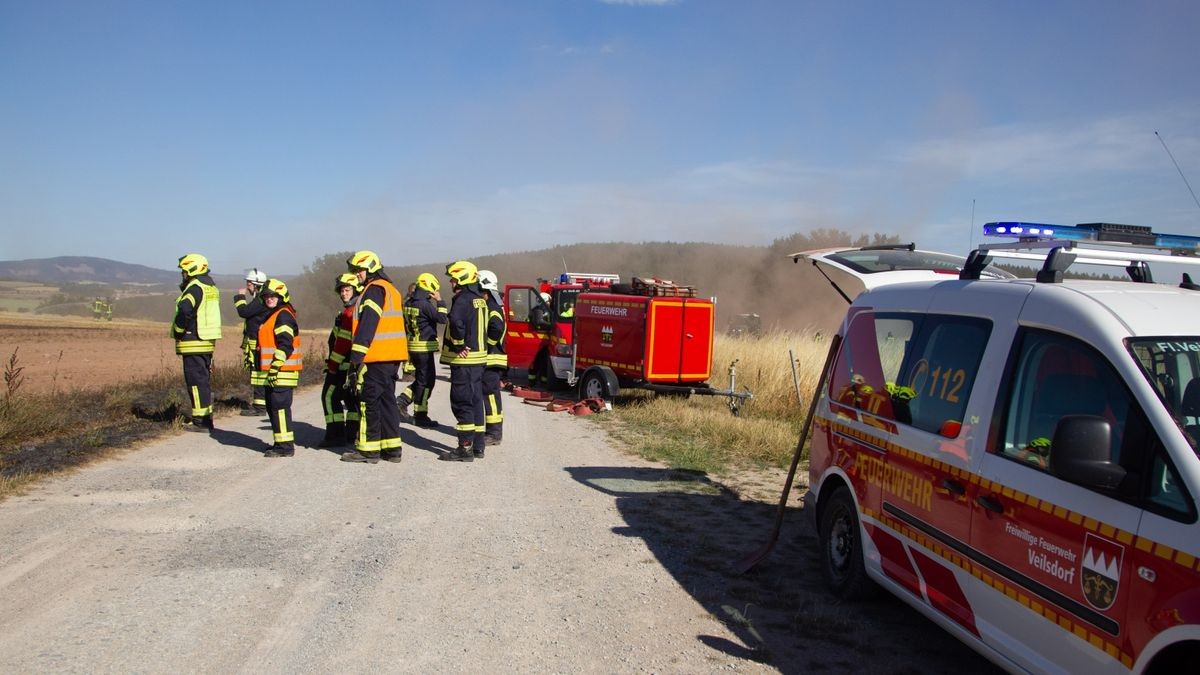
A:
[0,372,997,673]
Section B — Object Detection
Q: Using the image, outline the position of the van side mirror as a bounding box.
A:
[1048,415,1126,490]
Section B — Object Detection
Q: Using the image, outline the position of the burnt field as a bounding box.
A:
[0,313,246,394]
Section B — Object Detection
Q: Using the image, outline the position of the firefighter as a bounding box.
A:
[401,282,418,382]
[234,268,270,416]
[256,279,302,457]
[320,273,362,447]
[341,251,409,464]
[93,297,104,320]
[171,253,222,432]
[399,272,447,428]
[440,260,488,461]
[103,298,113,321]
[478,270,507,445]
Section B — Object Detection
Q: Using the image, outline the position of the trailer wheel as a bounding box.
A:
[818,486,877,599]
[579,367,618,401]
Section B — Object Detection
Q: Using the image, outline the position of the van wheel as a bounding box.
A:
[819,486,877,599]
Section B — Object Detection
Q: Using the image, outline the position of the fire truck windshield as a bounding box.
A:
[1129,338,1200,455]
[555,289,580,320]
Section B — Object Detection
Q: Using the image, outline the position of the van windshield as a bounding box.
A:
[1128,338,1200,455]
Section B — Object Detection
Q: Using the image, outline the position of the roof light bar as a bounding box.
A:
[983,221,1200,254]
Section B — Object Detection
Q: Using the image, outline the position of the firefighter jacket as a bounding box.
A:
[350,272,409,365]
[326,305,355,373]
[440,284,488,366]
[258,304,303,387]
[171,274,222,355]
[234,291,270,349]
[404,287,448,353]
[484,289,507,369]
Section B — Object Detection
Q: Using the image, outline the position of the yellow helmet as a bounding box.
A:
[416,272,440,293]
[347,250,382,274]
[445,260,478,285]
[178,253,209,277]
[261,278,290,304]
[335,272,362,294]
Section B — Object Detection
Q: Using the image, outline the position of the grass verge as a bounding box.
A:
[592,330,828,476]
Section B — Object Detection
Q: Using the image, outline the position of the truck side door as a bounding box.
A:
[503,285,550,372]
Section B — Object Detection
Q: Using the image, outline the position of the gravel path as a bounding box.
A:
[0,371,999,674]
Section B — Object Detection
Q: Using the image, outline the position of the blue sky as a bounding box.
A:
[2,0,1199,276]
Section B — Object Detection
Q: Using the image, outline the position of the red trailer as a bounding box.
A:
[571,278,752,412]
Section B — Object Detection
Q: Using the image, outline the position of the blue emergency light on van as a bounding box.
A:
[984,221,1200,253]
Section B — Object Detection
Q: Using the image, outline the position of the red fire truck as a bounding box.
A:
[504,274,751,411]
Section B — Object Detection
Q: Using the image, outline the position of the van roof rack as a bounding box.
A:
[961,222,1200,285]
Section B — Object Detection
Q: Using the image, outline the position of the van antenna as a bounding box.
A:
[562,257,568,274]
[1155,131,1200,213]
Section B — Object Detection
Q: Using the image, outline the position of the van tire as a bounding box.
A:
[819,486,877,600]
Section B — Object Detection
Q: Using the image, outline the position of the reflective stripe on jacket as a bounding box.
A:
[485,291,507,369]
[352,277,409,363]
[326,306,355,372]
[259,305,304,373]
[404,288,447,353]
[440,285,488,366]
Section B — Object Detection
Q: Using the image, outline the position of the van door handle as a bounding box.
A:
[939,478,966,496]
[976,495,1004,514]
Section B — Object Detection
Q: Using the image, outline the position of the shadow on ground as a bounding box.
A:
[567,466,1002,674]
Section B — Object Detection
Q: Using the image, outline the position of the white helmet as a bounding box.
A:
[478,269,499,292]
[245,268,267,285]
[539,292,551,304]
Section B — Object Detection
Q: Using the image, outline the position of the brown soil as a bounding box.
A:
[0,313,251,394]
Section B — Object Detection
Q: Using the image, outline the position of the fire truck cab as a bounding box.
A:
[503,272,619,387]
[802,224,1200,674]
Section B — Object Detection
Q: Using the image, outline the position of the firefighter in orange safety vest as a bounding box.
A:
[319,273,362,447]
[234,268,270,417]
[398,272,447,428]
[439,260,488,462]
[257,279,303,457]
[171,253,222,433]
[341,251,409,464]
[478,270,507,446]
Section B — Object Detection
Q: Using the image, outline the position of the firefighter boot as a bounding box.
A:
[397,393,415,425]
[319,422,346,448]
[484,426,502,447]
[413,412,438,428]
[264,444,294,458]
[438,441,474,462]
[340,450,380,464]
[380,448,403,463]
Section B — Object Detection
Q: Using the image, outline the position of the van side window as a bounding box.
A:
[892,316,991,437]
[1147,448,1192,519]
[828,310,897,420]
[1001,330,1137,473]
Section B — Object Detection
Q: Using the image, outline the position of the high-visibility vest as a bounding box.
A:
[353,278,409,362]
[258,306,304,371]
[171,278,222,351]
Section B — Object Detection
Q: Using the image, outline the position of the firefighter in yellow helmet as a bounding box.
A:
[399,271,447,428]
[341,251,409,464]
[320,273,363,447]
[171,253,222,432]
[440,260,488,461]
[257,279,303,457]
